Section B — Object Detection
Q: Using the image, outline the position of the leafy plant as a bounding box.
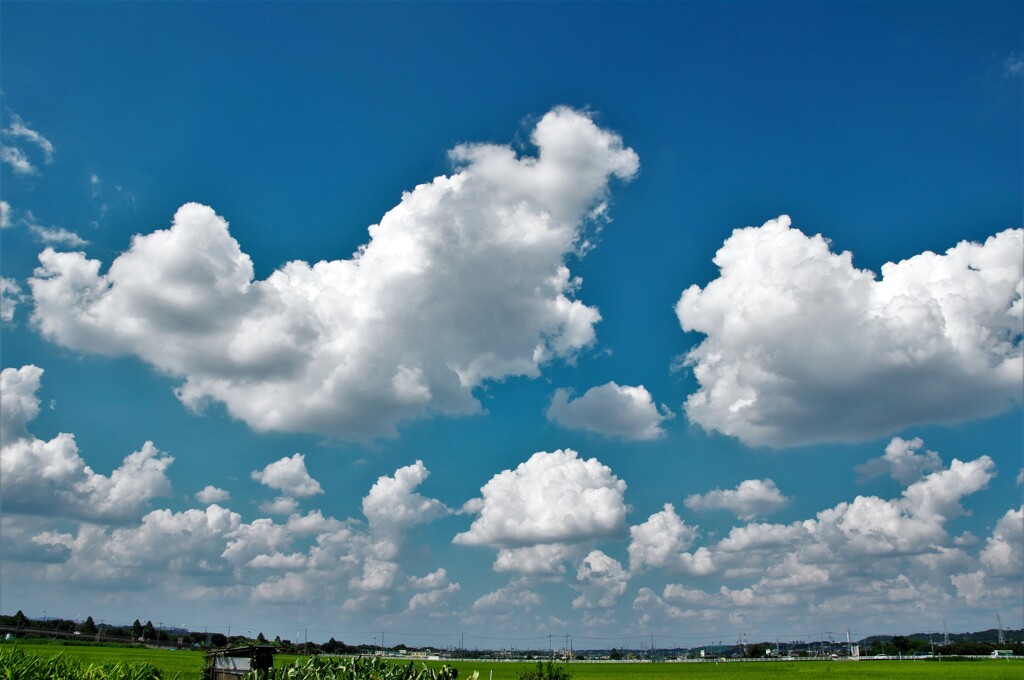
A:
[247,655,477,680]
[0,646,165,679]
[516,660,572,680]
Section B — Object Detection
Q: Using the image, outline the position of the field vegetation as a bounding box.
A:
[3,640,1021,680]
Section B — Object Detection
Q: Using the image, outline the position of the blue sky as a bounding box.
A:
[1,1,1021,649]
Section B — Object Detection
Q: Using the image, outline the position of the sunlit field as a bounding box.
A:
[425,658,1022,680]
[3,642,1020,679]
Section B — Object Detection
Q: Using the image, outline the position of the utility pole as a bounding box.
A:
[943,619,949,646]
[549,634,553,660]
[651,634,655,661]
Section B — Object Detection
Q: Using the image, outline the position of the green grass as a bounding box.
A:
[2,642,1020,680]
[419,658,1023,680]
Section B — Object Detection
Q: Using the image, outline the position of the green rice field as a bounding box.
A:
[2,642,1020,679]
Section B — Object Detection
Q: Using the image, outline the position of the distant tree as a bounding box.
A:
[143,620,156,640]
[132,620,143,638]
[211,633,228,647]
[746,644,766,658]
[80,616,98,635]
[888,636,912,654]
[13,611,27,627]
[257,632,267,643]
[607,649,622,660]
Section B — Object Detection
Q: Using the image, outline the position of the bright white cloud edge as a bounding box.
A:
[676,216,1022,448]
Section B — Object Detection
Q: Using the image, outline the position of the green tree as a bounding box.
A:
[257,632,267,644]
[79,616,98,635]
[143,620,156,641]
[132,619,144,639]
[12,611,27,627]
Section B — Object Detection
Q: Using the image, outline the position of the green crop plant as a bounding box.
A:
[0,646,166,680]
[248,655,478,680]
[515,661,572,680]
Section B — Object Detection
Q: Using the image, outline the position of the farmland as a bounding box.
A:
[2,642,1021,679]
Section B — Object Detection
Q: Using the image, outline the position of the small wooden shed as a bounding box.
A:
[206,645,275,679]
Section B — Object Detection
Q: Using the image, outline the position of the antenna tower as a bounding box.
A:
[996,613,1006,645]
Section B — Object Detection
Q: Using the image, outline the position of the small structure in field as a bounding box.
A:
[206,645,275,679]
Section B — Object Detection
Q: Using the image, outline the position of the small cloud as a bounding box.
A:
[684,479,790,521]
[1017,468,1023,486]
[259,496,299,515]
[0,199,10,228]
[195,485,230,504]
[4,113,55,163]
[1,112,54,175]
[31,225,88,248]
[1,278,24,323]
[547,382,672,441]
[856,437,943,485]
[251,453,323,498]
[1,145,35,174]
[1005,52,1024,77]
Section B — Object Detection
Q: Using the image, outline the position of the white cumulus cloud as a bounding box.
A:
[1,364,43,447]
[547,382,672,440]
[407,582,460,614]
[0,365,174,523]
[951,506,1023,606]
[251,453,323,498]
[0,199,10,228]
[258,496,299,516]
[856,436,944,484]
[194,485,230,505]
[472,580,543,612]
[454,449,628,551]
[627,503,704,574]
[684,479,790,521]
[29,108,638,439]
[675,216,1023,447]
[362,460,449,534]
[572,550,629,609]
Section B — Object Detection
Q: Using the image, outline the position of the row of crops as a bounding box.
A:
[0,646,163,679]
[240,657,570,680]
[0,646,576,680]
[242,655,471,679]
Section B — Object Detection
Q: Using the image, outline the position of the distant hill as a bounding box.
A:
[861,628,1023,646]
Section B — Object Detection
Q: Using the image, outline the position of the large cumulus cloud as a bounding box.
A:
[29,108,638,439]
[676,216,1022,447]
